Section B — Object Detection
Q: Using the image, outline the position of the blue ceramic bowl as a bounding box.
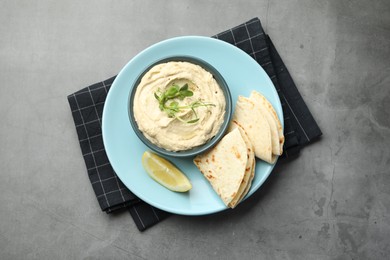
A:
[128,55,232,158]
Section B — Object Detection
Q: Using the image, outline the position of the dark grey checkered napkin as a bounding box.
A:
[67,17,321,231]
[213,18,322,157]
[67,77,170,230]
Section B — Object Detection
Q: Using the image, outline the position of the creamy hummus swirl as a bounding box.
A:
[133,61,226,151]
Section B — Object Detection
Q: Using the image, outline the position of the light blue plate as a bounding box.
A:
[102,36,283,215]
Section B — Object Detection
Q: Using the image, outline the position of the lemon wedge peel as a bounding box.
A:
[141,151,192,192]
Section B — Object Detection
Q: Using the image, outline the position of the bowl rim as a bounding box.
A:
[127,55,232,158]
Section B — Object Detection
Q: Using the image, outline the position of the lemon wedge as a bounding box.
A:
[141,151,192,192]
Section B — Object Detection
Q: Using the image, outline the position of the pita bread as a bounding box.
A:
[238,158,255,203]
[250,91,284,155]
[232,96,276,164]
[249,92,280,155]
[227,121,255,208]
[193,128,248,207]
[193,90,284,208]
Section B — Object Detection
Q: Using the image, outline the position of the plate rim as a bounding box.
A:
[102,35,283,215]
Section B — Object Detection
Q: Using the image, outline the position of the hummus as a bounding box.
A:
[133,61,226,151]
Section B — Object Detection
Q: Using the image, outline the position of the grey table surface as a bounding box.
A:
[1,1,390,259]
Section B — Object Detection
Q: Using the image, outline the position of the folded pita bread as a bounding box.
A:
[227,121,255,208]
[250,91,284,155]
[238,158,255,203]
[249,92,280,155]
[193,128,248,207]
[233,96,276,164]
[193,90,284,208]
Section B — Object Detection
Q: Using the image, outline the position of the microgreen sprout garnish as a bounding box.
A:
[154,84,215,123]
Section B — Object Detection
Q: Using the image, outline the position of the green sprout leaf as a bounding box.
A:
[154,83,215,124]
[179,84,188,91]
[186,118,200,124]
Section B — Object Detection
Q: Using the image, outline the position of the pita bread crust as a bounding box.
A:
[239,158,255,202]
